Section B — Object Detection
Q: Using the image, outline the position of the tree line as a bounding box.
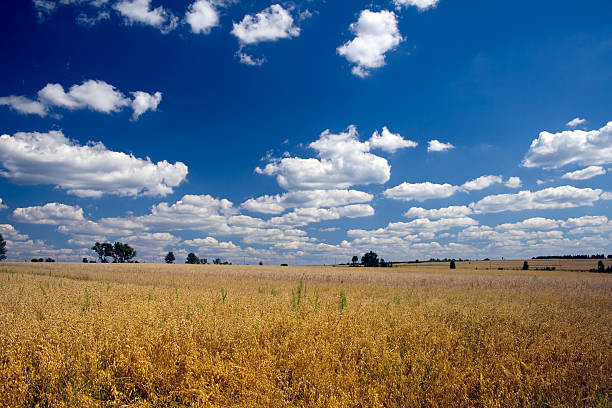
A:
[349,251,393,267]
[165,251,232,265]
[91,242,137,263]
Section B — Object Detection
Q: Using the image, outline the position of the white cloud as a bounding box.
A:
[505,176,522,188]
[185,0,222,34]
[384,182,458,201]
[76,11,110,26]
[461,175,502,191]
[404,205,473,219]
[566,117,586,128]
[523,121,612,169]
[0,224,29,241]
[266,204,374,227]
[131,91,162,120]
[393,0,439,10]
[236,52,265,66]
[0,130,188,198]
[241,189,373,214]
[495,217,560,231]
[0,96,48,116]
[561,165,606,181]
[1,80,161,120]
[469,185,607,214]
[337,10,402,78]
[0,198,6,210]
[368,126,417,153]
[231,4,299,45]
[256,125,391,190]
[427,139,454,152]
[38,80,130,113]
[12,203,85,225]
[114,0,178,33]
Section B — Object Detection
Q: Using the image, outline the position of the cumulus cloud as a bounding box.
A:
[523,122,612,169]
[461,175,502,191]
[427,139,454,152]
[267,205,374,227]
[0,96,48,116]
[561,165,606,180]
[0,130,188,198]
[393,0,439,10]
[0,224,29,241]
[38,80,130,112]
[505,176,522,188]
[337,10,402,78]
[256,125,392,190]
[236,52,265,66]
[566,117,586,128]
[469,185,608,214]
[130,91,162,120]
[76,10,110,26]
[404,205,473,219]
[185,0,225,34]
[0,198,6,210]
[1,80,162,120]
[241,189,373,214]
[384,182,458,202]
[12,203,85,225]
[231,4,299,45]
[368,127,417,153]
[114,0,178,33]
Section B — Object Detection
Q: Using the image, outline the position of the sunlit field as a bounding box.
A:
[0,261,610,407]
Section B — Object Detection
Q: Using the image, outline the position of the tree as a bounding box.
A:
[112,242,136,263]
[186,252,199,264]
[165,251,175,264]
[213,258,221,265]
[82,257,89,263]
[200,258,207,264]
[351,255,359,265]
[597,260,605,273]
[45,257,55,263]
[361,251,379,267]
[0,233,6,261]
[91,242,104,263]
[522,261,529,270]
[449,260,456,269]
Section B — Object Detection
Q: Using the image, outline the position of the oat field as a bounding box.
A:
[0,261,610,407]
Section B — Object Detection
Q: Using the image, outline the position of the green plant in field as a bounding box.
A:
[39,284,47,299]
[83,288,90,311]
[258,287,266,295]
[394,294,402,306]
[270,288,279,296]
[221,287,227,303]
[291,276,305,312]
[338,290,347,311]
[308,293,320,311]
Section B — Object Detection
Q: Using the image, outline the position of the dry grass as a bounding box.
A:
[0,261,610,407]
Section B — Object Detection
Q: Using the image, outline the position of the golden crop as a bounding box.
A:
[0,261,610,407]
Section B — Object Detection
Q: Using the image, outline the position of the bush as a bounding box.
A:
[449,260,456,269]
[522,261,529,270]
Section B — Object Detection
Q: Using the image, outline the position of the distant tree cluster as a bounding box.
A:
[349,251,392,268]
[591,260,612,273]
[31,257,55,263]
[532,254,609,260]
[0,234,6,262]
[91,242,137,263]
[183,252,232,265]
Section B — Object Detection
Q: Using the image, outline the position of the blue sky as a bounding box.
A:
[0,0,611,264]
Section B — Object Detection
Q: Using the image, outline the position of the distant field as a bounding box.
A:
[0,261,610,407]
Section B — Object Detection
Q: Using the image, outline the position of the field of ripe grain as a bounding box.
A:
[0,261,610,407]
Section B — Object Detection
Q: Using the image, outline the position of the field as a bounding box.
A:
[0,260,610,407]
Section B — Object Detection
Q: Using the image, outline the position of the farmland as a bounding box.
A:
[0,261,610,407]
